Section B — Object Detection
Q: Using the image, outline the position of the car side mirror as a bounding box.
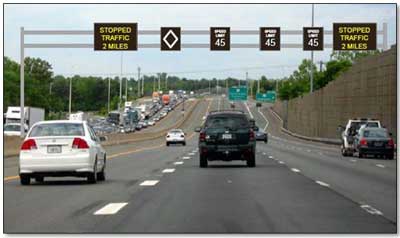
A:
[195,127,202,132]
[389,132,393,136]
[254,126,259,131]
[99,136,107,142]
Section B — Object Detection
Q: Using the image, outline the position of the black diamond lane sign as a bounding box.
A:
[161,27,181,51]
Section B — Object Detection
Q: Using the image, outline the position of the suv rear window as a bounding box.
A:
[205,115,249,129]
[29,123,85,137]
[363,129,388,138]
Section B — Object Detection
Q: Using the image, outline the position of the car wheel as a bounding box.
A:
[35,176,44,183]
[200,154,208,168]
[341,145,347,156]
[87,158,98,184]
[264,138,268,143]
[358,152,363,158]
[20,175,30,185]
[247,153,256,167]
[182,142,186,146]
[387,153,394,160]
[166,142,170,146]
[97,156,106,181]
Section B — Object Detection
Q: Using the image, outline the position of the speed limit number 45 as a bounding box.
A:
[303,27,324,51]
[210,27,230,51]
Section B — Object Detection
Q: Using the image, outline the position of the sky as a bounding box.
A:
[3,3,397,80]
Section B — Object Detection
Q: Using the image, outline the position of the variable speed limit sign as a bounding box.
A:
[210,27,230,51]
[260,27,280,51]
[303,27,324,51]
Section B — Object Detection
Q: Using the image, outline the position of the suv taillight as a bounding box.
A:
[21,139,37,150]
[72,138,89,149]
[249,129,255,141]
[199,132,206,142]
[387,139,394,147]
[360,139,368,146]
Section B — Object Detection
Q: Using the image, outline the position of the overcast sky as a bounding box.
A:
[4,3,396,80]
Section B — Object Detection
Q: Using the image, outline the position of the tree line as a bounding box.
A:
[4,50,379,118]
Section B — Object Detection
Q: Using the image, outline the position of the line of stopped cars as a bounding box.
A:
[339,118,395,159]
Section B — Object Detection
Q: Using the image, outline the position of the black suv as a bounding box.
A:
[195,110,256,168]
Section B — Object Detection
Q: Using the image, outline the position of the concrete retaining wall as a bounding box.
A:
[273,45,397,141]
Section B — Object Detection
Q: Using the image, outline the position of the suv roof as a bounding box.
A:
[208,110,245,115]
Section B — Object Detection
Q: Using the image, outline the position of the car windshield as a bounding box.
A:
[170,129,182,134]
[363,129,388,138]
[4,124,20,131]
[205,115,249,129]
[29,123,85,137]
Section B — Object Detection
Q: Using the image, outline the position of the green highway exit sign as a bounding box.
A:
[256,91,276,102]
[229,86,247,101]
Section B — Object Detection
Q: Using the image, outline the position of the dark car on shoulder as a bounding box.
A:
[353,127,395,159]
[195,110,256,168]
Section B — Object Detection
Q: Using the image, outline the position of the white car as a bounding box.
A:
[166,129,186,146]
[19,120,107,185]
[4,123,28,136]
[148,120,155,126]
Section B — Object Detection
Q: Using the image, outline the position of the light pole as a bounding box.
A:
[310,3,315,93]
[158,73,161,91]
[119,52,123,112]
[69,77,72,115]
[137,67,141,98]
[108,77,110,113]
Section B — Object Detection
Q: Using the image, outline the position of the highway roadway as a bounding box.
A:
[3,95,397,233]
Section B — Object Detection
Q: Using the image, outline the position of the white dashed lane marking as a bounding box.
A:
[162,168,175,173]
[174,161,184,165]
[291,168,301,173]
[360,205,383,215]
[94,203,128,215]
[188,153,195,156]
[140,180,159,186]
[268,156,274,159]
[315,181,330,187]
[350,159,357,162]
[182,156,191,160]
[278,161,285,164]
[376,164,385,168]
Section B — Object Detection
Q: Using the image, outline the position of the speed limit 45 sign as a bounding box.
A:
[210,27,230,51]
[260,27,280,51]
[303,27,324,51]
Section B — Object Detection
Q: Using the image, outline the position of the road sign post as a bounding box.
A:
[229,86,247,101]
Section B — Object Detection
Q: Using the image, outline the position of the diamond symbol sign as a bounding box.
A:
[161,27,181,51]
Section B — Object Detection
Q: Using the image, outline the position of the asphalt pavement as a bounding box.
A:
[3,95,397,233]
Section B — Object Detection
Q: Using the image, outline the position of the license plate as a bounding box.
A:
[47,145,62,154]
[374,142,383,147]
[222,134,232,139]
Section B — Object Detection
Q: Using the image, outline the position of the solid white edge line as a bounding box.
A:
[244,101,254,119]
[257,107,269,131]
[94,203,128,215]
